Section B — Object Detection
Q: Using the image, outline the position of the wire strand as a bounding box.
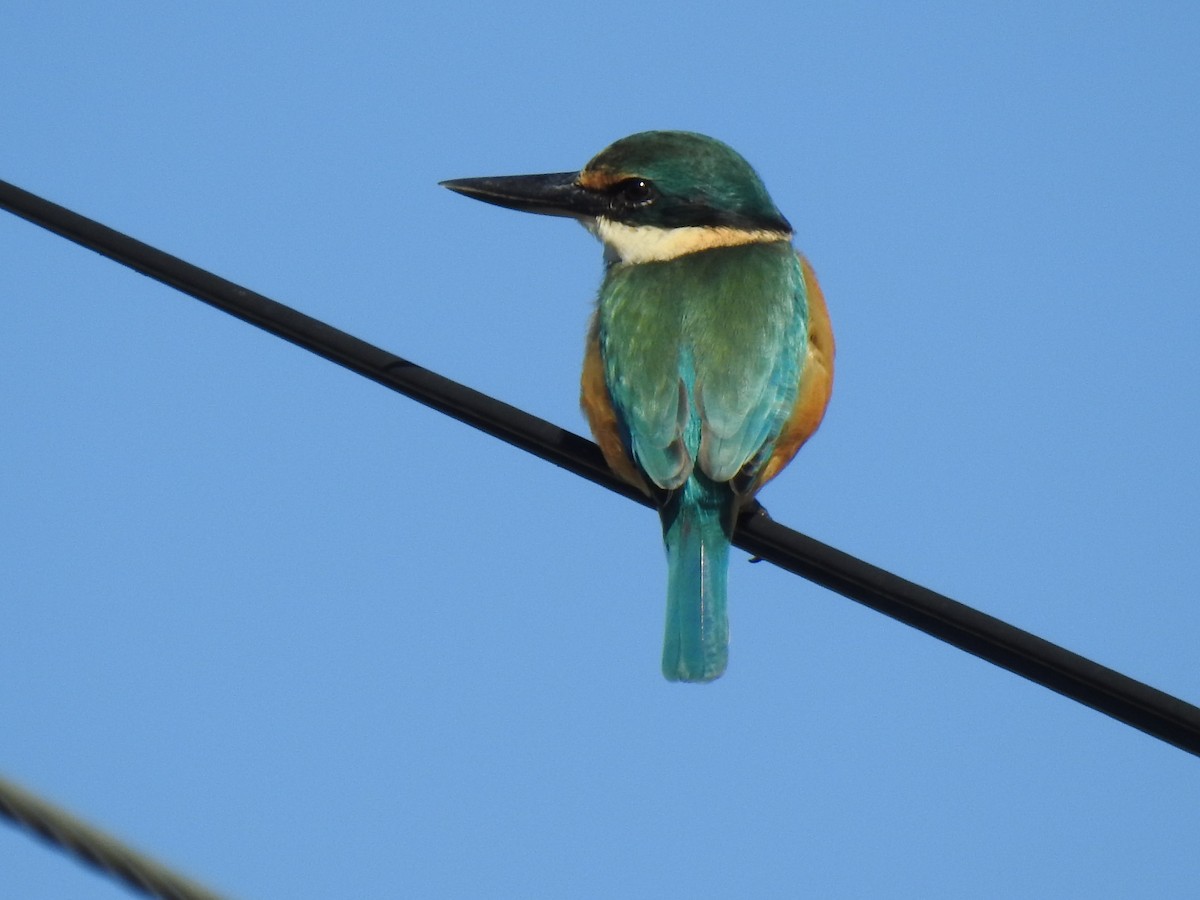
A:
[0,773,227,900]
[2,177,1198,768]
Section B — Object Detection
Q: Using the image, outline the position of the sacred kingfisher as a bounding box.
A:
[442,131,834,682]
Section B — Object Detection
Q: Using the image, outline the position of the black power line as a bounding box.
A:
[3,178,1199,770]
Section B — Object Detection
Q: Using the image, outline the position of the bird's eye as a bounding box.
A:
[616,178,656,207]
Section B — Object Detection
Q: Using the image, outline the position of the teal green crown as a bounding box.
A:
[585,131,791,233]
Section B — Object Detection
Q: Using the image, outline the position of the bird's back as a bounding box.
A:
[596,239,808,494]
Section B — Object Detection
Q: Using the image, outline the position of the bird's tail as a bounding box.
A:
[660,476,732,683]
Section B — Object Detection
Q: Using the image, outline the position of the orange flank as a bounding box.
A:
[580,315,652,495]
[752,255,835,491]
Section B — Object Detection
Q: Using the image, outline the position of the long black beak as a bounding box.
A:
[440,172,605,219]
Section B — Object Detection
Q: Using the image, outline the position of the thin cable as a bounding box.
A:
[2,178,1199,762]
[0,773,226,900]
[0,179,646,509]
[736,506,1200,755]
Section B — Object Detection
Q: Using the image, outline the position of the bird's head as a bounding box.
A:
[441,131,792,264]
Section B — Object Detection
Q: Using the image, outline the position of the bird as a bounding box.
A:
[441,131,833,682]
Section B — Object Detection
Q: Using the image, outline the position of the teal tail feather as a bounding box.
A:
[660,476,732,683]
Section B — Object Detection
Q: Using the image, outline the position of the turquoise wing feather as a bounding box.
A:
[693,249,808,483]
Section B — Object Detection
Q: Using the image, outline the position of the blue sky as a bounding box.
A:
[3,2,1199,897]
